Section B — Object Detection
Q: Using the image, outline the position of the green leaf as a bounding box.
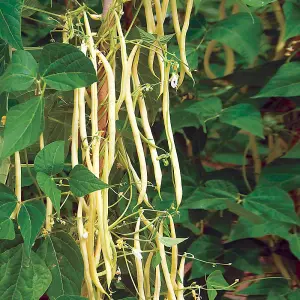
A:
[206,270,233,300]
[0,0,23,49]
[190,260,224,280]
[36,172,61,216]
[259,159,300,192]
[283,1,300,41]
[69,164,110,197]
[242,0,275,7]
[224,240,263,274]
[206,13,262,64]
[37,231,84,298]
[56,296,88,300]
[220,104,264,138]
[158,237,188,247]
[34,140,65,175]
[137,27,156,44]
[18,200,46,256]
[0,38,9,76]
[237,278,290,295]
[0,216,15,240]
[287,289,300,300]
[151,252,161,269]
[224,200,264,223]
[229,217,291,241]
[287,233,300,260]
[0,244,51,299]
[188,235,223,260]
[39,43,97,91]
[1,96,44,158]
[267,290,286,300]
[0,183,17,217]
[158,33,175,45]
[283,142,300,159]
[182,180,239,210]
[0,50,37,93]
[244,186,300,225]
[255,62,300,98]
[184,97,222,129]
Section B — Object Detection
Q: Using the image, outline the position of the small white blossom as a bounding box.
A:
[170,73,179,89]
[82,231,88,239]
[132,247,143,260]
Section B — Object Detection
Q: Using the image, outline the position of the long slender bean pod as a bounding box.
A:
[134,217,146,299]
[177,254,186,299]
[132,48,162,193]
[124,45,148,205]
[144,252,154,299]
[163,63,182,207]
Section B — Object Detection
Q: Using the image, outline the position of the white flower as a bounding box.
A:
[132,247,143,260]
[170,73,179,89]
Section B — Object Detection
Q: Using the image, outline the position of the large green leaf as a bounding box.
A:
[0,244,52,299]
[206,13,262,64]
[0,38,9,75]
[224,240,263,274]
[254,62,300,98]
[69,164,110,197]
[283,0,300,41]
[206,270,233,300]
[0,183,17,217]
[39,43,97,91]
[237,278,290,295]
[37,231,84,298]
[1,96,44,158]
[242,0,275,7]
[283,142,300,159]
[184,97,222,131]
[259,159,300,192]
[34,140,65,175]
[244,186,300,225]
[182,180,238,210]
[287,289,300,300]
[229,217,291,241]
[18,200,46,256]
[267,290,286,300]
[0,0,23,49]
[287,233,300,260]
[220,104,264,138]
[36,172,61,216]
[0,51,37,93]
[188,235,223,260]
[0,216,15,240]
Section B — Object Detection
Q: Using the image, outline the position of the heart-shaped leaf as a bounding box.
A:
[220,104,264,138]
[34,140,65,175]
[244,186,300,225]
[37,231,84,298]
[206,13,262,64]
[39,43,97,91]
[254,62,300,98]
[0,0,23,49]
[0,183,17,217]
[1,96,44,158]
[0,244,52,299]
[36,172,61,216]
[0,50,37,93]
[69,164,110,197]
[18,200,46,256]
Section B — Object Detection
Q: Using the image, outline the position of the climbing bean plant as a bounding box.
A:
[0,0,300,300]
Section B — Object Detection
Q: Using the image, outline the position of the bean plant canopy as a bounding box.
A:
[0,0,299,299]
